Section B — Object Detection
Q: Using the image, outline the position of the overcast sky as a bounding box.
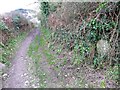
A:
[0,0,38,14]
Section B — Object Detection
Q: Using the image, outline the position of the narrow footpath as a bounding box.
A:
[3,28,40,88]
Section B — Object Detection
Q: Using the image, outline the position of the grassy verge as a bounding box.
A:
[28,26,119,87]
[105,65,119,85]
[28,28,47,88]
[28,34,42,72]
[1,32,27,66]
[28,27,58,87]
[40,27,119,87]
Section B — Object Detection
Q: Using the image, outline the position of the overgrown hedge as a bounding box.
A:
[0,12,34,65]
[40,2,120,85]
[0,12,34,44]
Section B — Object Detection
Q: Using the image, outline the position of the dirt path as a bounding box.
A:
[3,28,40,88]
[2,27,118,88]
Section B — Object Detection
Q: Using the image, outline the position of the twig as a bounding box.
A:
[109,11,120,43]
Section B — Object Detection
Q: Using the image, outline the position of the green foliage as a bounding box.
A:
[40,27,56,65]
[106,65,119,82]
[86,15,116,69]
[96,2,107,13]
[49,3,57,12]
[28,35,40,59]
[0,21,9,31]
[12,16,20,30]
[43,49,55,65]
[47,14,117,67]
[100,80,106,88]
[44,2,118,68]
[40,2,119,86]
[40,2,57,17]
[93,55,106,69]
[72,41,90,65]
[1,32,27,65]
[48,3,119,71]
[28,28,57,87]
[40,2,50,17]
[28,34,43,87]
[87,18,116,43]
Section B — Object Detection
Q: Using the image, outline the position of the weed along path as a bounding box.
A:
[3,28,40,88]
[2,27,117,88]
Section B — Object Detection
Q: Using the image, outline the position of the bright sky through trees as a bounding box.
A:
[0,0,38,14]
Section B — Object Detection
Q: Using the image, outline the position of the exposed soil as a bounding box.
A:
[2,28,118,88]
[2,28,40,88]
[53,51,118,88]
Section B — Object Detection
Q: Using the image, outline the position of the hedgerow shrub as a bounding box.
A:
[43,2,120,68]
[1,11,34,65]
[39,2,120,86]
[0,21,9,31]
